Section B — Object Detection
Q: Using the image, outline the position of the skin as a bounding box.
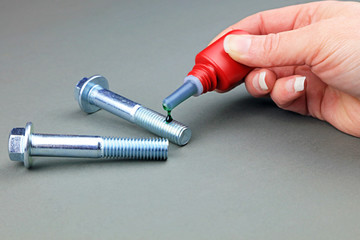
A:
[212,1,360,137]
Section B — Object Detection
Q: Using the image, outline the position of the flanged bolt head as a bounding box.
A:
[8,122,33,168]
[75,76,109,113]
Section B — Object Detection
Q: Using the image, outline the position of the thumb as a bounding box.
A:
[223,26,321,68]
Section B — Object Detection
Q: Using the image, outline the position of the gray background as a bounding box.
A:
[1,0,359,239]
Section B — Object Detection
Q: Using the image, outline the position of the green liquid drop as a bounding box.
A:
[163,104,173,123]
[165,110,173,123]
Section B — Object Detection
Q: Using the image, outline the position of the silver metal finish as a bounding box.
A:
[75,75,191,146]
[8,122,168,168]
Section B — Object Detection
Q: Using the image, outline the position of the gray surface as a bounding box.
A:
[0,0,359,239]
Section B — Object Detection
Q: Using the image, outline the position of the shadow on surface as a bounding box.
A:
[186,95,283,139]
[184,94,360,162]
[26,157,167,171]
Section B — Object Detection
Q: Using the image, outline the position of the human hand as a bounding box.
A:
[214,1,360,137]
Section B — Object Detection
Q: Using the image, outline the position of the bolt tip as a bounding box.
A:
[178,127,192,146]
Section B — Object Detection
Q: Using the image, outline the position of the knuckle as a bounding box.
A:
[261,33,281,64]
[273,96,290,109]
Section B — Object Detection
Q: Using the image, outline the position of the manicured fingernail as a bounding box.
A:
[224,35,251,55]
[286,76,306,93]
[253,71,268,91]
[294,76,306,92]
[258,71,268,90]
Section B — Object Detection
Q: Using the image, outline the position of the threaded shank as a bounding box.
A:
[102,137,168,160]
[134,107,191,146]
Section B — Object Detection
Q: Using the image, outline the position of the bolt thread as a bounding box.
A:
[102,137,168,160]
[134,107,191,146]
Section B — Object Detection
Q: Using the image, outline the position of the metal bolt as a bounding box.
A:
[8,122,168,168]
[75,75,192,146]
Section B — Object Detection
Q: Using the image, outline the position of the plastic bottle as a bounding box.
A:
[163,29,252,113]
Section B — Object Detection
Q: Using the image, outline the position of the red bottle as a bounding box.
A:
[187,29,252,94]
[163,30,252,111]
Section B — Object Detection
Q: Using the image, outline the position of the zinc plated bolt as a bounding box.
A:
[75,75,191,146]
[8,122,168,168]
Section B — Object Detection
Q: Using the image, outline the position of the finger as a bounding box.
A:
[270,75,308,114]
[269,66,326,119]
[267,65,311,79]
[244,69,276,98]
[223,21,327,68]
[209,1,323,44]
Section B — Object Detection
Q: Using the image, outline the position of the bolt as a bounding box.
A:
[8,122,168,168]
[75,75,191,146]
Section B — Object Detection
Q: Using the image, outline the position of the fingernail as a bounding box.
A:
[294,76,306,92]
[224,35,251,55]
[253,71,268,91]
[258,71,268,90]
[286,76,306,93]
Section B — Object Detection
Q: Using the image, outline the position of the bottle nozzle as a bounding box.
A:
[162,80,199,111]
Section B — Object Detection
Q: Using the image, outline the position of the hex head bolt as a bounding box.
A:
[75,75,192,146]
[8,122,168,168]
